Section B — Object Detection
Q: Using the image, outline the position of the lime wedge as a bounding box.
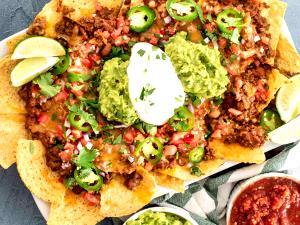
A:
[11,57,59,87]
[11,37,65,60]
[276,74,300,123]
[268,116,300,144]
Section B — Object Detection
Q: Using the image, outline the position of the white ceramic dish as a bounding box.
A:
[0,21,298,221]
[123,206,198,225]
[226,172,300,225]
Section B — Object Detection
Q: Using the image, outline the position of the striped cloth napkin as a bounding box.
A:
[101,142,300,225]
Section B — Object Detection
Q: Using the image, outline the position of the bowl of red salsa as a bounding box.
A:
[226,172,300,225]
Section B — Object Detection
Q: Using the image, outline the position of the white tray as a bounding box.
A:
[0,21,296,220]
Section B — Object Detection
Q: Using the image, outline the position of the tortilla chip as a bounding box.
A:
[151,172,185,193]
[158,159,224,181]
[16,139,66,203]
[209,139,265,164]
[100,167,156,217]
[266,0,287,65]
[0,56,26,114]
[28,0,63,38]
[0,114,28,169]
[257,69,289,112]
[275,34,300,76]
[61,0,123,23]
[48,191,104,225]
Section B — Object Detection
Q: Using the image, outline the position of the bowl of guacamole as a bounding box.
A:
[124,206,198,225]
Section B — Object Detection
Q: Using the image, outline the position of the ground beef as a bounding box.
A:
[27,17,46,36]
[45,147,73,176]
[224,123,266,148]
[124,172,143,190]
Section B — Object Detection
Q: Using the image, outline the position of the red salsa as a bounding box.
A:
[229,177,300,225]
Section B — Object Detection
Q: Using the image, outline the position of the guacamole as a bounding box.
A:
[165,32,229,99]
[126,211,193,225]
[98,58,138,125]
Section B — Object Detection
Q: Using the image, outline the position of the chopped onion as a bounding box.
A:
[212,40,219,50]
[65,129,72,137]
[99,172,106,177]
[164,16,172,24]
[187,103,194,113]
[129,145,135,153]
[128,156,135,163]
[77,142,83,151]
[187,162,193,168]
[83,134,90,142]
[73,149,79,155]
[137,156,145,165]
[114,124,128,129]
[204,37,210,44]
[254,35,261,43]
[64,120,70,128]
[86,142,93,150]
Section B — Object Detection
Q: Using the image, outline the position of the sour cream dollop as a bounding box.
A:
[127,43,185,126]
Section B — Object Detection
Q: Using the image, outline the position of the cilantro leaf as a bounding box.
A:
[75,148,97,168]
[140,84,156,101]
[113,134,124,145]
[33,73,61,98]
[137,49,146,57]
[69,104,100,134]
[64,177,76,189]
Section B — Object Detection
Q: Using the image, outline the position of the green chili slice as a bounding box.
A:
[191,166,202,176]
[135,137,163,165]
[166,0,198,22]
[53,50,70,75]
[74,168,103,192]
[189,146,205,163]
[127,6,156,33]
[260,109,283,132]
[67,73,92,83]
[216,9,244,43]
[68,112,91,132]
[169,106,195,132]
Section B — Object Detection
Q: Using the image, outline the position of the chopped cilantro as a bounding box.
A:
[155,54,160,59]
[75,148,97,168]
[64,177,76,189]
[51,113,57,121]
[213,96,223,106]
[113,134,124,145]
[161,53,167,60]
[191,166,202,176]
[102,124,114,131]
[152,46,159,51]
[137,49,146,57]
[140,84,156,101]
[207,13,213,22]
[134,121,157,136]
[33,73,61,98]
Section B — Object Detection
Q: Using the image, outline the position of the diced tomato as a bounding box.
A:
[55,89,69,102]
[149,36,158,45]
[80,137,88,146]
[204,22,216,33]
[89,54,101,64]
[230,44,239,55]
[85,43,94,53]
[226,66,239,76]
[183,133,194,144]
[59,149,73,162]
[82,192,100,206]
[64,143,75,151]
[170,132,186,146]
[71,129,82,139]
[102,31,110,39]
[81,58,93,69]
[56,124,64,138]
[167,26,177,35]
[122,25,130,34]
[218,37,227,49]
[160,29,166,35]
[123,128,137,144]
[71,88,84,97]
[38,113,50,126]
[114,36,124,46]
[111,30,121,40]
[117,16,125,28]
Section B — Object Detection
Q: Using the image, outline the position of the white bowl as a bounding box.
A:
[123,206,198,225]
[226,172,300,225]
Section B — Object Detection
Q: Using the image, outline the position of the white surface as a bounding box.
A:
[0,21,298,221]
[123,206,198,225]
